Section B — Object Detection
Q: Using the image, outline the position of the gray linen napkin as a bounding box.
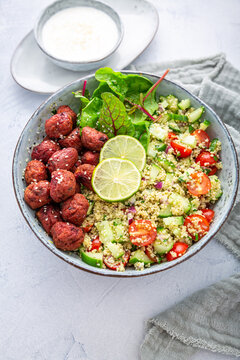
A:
[129,54,240,358]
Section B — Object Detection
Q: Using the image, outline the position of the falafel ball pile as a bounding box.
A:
[24,105,108,251]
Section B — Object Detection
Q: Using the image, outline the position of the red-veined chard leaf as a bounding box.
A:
[98,92,135,138]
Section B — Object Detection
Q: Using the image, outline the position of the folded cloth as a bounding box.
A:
[129,55,240,359]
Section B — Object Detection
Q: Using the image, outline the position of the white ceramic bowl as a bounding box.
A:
[34,0,124,71]
[12,71,239,277]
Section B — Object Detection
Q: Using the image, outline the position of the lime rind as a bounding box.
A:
[92,158,141,202]
[100,135,146,171]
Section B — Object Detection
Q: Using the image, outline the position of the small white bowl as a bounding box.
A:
[34,0,124,71]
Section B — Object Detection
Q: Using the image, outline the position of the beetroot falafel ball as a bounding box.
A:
[61,194,89,226]
[47,147,78,173]
[50,170,76,203]
[24,180,51,209]
[31,139,60,163]
[36,204,62,234]
[58,128,82,152]
[74,164,95,191]
[25,160,48,184]
[57,105,77,126]
[81,127,108,151]
[81,151,99,166]
[45,113,73,139]
[51,221,84,251]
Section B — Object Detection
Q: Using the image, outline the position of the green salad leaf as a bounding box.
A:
[95,68,128,98]
[98,92,135,138]
[132,119,151,151]
[80,97,102,129]
[74,67,169,152]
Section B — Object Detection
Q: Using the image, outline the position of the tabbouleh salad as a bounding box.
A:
[24,68,222,272]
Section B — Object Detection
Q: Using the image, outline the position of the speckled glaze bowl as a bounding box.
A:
[12,71,239,277]
[34,0,124,71]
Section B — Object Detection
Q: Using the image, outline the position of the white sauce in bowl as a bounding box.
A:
[41,7,119,62]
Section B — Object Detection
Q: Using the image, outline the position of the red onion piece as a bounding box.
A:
[155,181,163,189]
[128,206,136,213]
[128,218,133,225]
[165,145,172,154]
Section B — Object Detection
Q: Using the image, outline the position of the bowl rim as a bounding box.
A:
[12,70,239,277]
[34,0,124,65]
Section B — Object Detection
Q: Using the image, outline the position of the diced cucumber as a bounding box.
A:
[113,223,126,242]
[87,200,94,215]
[96,221,114,244]
[200,120,211,131]
[209,175,222,200]
[157,157,175,172]
[80,250,103,268]
[180,134,197,148]
[158,204,172,218]
[168,121,181,133]
[153,238,174,255]
[188,107,204,123]
[107,242,124,259]
[168,193,191,214]
[178,98,191,110]
[159,96,168,109]
[209,138,219,152]
[149,123,168,141]
[164,173,174,188]
[168,113,188,122]
[166,95,178,113]
[150,163,162,181]
[129,249,153,265]
[163,216,184,227]
[172,227,182,237]
[147,141,158,158]
[188,125,195,133]
[147,140,166,158]
[155,142,167,152]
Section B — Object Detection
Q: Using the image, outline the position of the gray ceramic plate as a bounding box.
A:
[12,71,239,277]
[10,0,159,94]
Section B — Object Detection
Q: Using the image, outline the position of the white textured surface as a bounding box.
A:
[1,0,240,359]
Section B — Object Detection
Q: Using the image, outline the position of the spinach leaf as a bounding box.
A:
[132,119,151,151]
[95,68,128,97]
[98,92,135,138]
[125,74,153,99]
[79,97,102,129]
[92,82,117,99]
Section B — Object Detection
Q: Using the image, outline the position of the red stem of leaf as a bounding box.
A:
[142,68,170,105]
[126,99,156,121]
[82,80,87,96]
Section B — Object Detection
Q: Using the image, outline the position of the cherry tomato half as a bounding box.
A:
[187,172,211,196]
[166,242,188,261]
[145,245,160,263]
[83,224,93,233]
[201,209,215,223]
[208,166,217,176]
[184,214,209,240]
[129,220,157,247]
[171,141,192,158]
[192,129,210,148]
[196,151,217,167]
[168,132,178,140]
[88,236,102,251]
[103,250,130,271]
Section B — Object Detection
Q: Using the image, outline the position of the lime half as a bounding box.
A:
[92,158,141,202]
[100,135,146,171]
